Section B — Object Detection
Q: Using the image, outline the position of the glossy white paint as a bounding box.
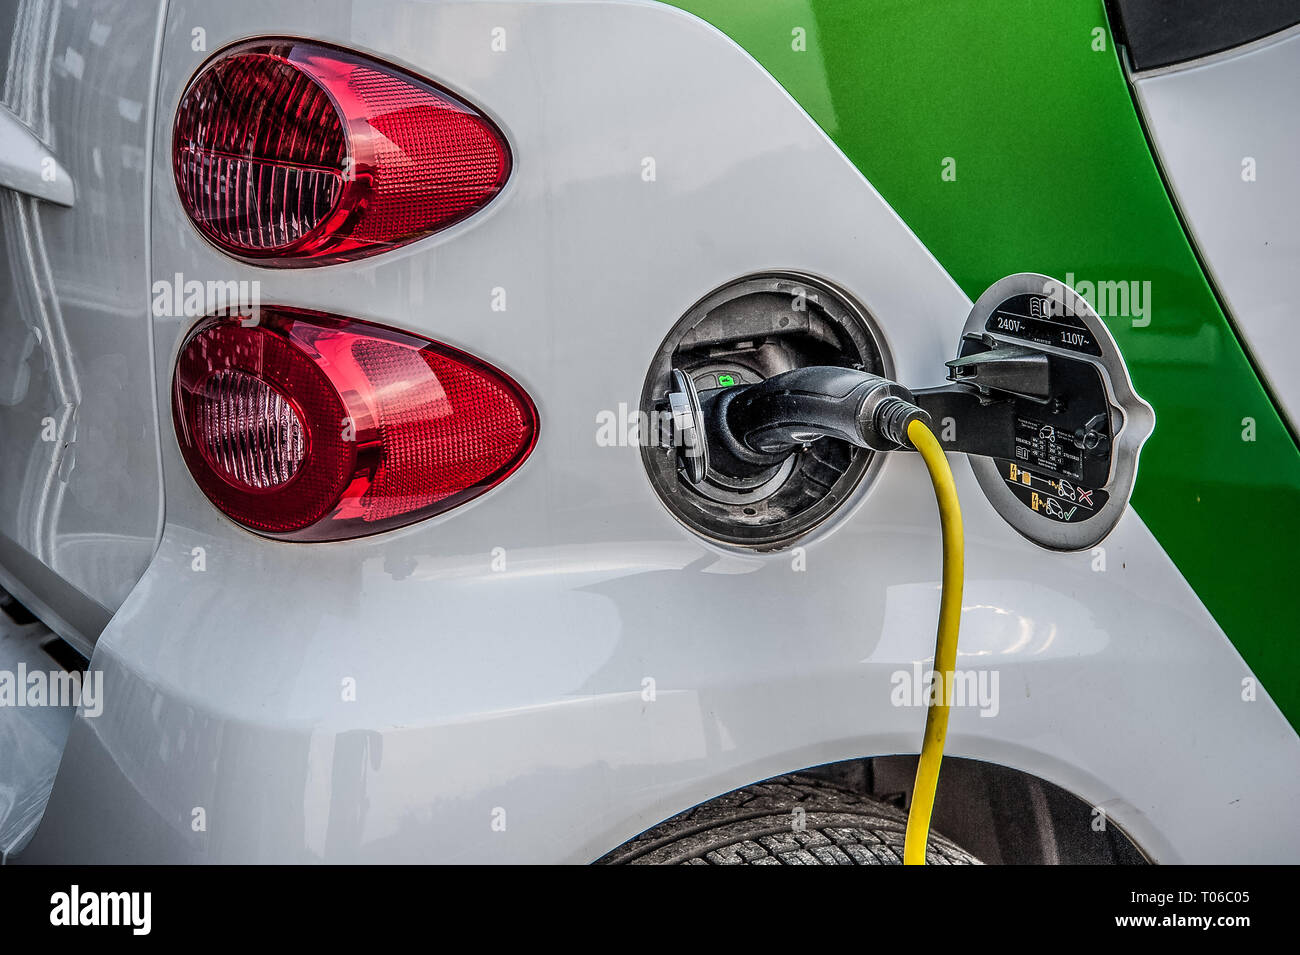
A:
[1133,26,1300,426]
[10,0,1300,862]
[0,0,167,652]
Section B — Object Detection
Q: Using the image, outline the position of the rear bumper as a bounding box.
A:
[18,481,1300,864]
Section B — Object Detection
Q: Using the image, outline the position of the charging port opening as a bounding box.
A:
[640,273,891,550]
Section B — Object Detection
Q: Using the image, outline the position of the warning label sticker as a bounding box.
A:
[997,459,1108,523]
[1012,415,1084,482]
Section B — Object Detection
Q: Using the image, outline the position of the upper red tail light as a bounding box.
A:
[173,40,511,265]
[173,308,538,539]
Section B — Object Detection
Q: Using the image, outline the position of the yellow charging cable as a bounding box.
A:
[902,417,964,865]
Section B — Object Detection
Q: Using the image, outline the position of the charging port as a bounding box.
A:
[640,273,890,550]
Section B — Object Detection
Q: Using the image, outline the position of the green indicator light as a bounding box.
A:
[718,374,736,387]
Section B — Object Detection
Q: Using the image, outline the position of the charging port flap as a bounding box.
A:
[916,273,1154,551]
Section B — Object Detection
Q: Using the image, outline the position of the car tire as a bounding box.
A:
[596,773,981,865]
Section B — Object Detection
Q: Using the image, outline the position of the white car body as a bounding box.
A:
[1,0,1297,863]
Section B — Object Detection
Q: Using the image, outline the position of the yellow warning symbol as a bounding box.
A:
[1031,492,1040,511]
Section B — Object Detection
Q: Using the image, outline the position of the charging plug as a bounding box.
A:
[665,366,930,486]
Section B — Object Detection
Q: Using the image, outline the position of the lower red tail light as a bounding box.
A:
[173,308,538,539]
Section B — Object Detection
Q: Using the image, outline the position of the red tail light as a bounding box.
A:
[173,40,511,265]
[173,309,538,539]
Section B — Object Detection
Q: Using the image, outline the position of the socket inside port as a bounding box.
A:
[640,273,891,550]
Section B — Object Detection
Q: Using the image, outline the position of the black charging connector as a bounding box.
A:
[665,366,930,486]
[662,332,1117,494]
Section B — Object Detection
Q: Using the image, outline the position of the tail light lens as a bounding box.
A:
[173,308,538,539]
[173,40,511,265]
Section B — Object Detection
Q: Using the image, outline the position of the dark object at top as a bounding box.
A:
[1109,0,1300,71]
